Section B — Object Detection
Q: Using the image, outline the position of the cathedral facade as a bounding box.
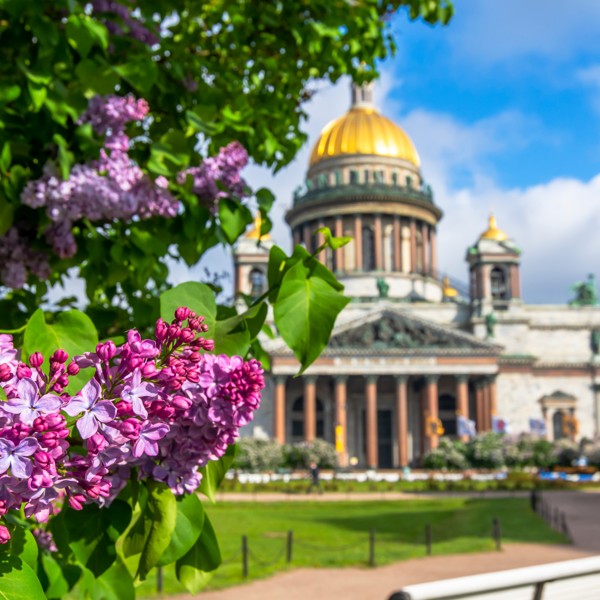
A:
[234,84,600,468]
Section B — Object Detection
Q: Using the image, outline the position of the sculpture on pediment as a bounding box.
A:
[485,312,497,339]
[376,277,389,298]
[569,273,598,307]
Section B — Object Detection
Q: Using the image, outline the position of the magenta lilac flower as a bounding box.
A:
[0,308,264,543]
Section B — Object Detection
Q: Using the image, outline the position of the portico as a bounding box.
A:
[268,309,501,468]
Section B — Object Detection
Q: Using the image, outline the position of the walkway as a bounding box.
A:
[171,490,599,600]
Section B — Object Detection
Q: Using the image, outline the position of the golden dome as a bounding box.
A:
[309,106,420,167]
[480,214,508,242]
[245,213,271,241]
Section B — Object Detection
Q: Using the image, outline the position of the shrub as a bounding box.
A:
[466,432,505,469]
[233,438,285,471]
[423,438,469,470]
[283,439,338,469]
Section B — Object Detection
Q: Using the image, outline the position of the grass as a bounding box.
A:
[137,497,567,597]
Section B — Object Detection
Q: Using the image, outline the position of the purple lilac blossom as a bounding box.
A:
[89,0,160,46]
[0,310,264,543]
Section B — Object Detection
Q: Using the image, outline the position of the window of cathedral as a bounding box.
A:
[318,173,327,188]
[249,268,266,298]
[491,267,508,300]
[415,229,424,273]
[374,170,384,184]
[406,175,413,188]
[553,410,565,441]
[350,169,359,184]
[391,172,398,186]
[362,226,376,271]
[334,170,342,185]
[364,169,370,183]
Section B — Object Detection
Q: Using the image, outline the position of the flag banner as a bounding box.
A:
[529,418,547,435]
[457,416,477,437]
[492,416,510,434]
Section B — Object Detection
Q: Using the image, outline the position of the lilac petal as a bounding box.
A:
[131,397,148,419]
[91,401,116,423]
[37,394,62,412]
[132,438,156,458]
[11,455,33,479]
[141,423,169,442]
[16,378,38,405]
[0,456,10,474]
[19,408,40,426]
[2,400,27,414]
[76,412,98,439]
[63,396,90,416]
[80,378,101,407]
[15,437,39,457]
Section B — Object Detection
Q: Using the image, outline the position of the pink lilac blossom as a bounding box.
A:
[0,227,51,289]
[178,142,250,213]
[0,307,264,543]
[18,94,179,266]
[89,0,160,46]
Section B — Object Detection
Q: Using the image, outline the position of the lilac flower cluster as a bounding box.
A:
[0,227,51,289]
[90,0,160,46]
[178,142,250,212]
[0,308,264,543]
[20,94,178,261]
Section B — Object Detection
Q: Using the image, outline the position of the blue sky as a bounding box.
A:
[185,2,600,305]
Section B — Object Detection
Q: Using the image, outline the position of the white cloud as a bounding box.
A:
[447,0,600,65]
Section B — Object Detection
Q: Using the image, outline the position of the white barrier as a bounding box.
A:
[387,556,600,600]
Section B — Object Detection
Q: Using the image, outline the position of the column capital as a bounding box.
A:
[304,375,318,385]
[366,375,379,385]
[425,374,439,384]
[274,375,287,385]
[456,374,469,384]
[395,374,409,384]
[334,375,348,384]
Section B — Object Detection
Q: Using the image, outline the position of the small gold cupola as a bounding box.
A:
[480,214,508,242]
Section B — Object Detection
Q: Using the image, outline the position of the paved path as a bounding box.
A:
[170,490,599,600]
[175,543,591,600]
[538,490,600,551]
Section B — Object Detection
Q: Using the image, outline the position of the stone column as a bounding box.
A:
[365,375,378,468]
[395,376,408,467]
[430,227,438,276]
[334,216,344,272]
[489,377,497,420]
[316,220,325,253]
[292,228,301,247]
[304,376,317,441]
[510,264,521,299]
[409,218,417,273]
[475,382,484,433]
[334,376,348,467]
[422,222,429,275]
[374,214,383,270]
[482,379,491,431]
[274,376,286,444]
[354,215,363,271]
[303,222,312,251]
[426,375,439,450]
[393,216,401,272]
[456,375,469,442]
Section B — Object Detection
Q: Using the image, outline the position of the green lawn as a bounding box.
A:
[138,498,566,597]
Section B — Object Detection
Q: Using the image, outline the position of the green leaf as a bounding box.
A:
[218,198,253,245]
[0,200,14,237]
[175,514,221,594]
[114,59,158,94]
[50,500,132,578]
[92,558,134,600]
[157,494,205,566]
[0,143,11,172]
[7,526,37,570]
[23,309,98,393]
[39,555,81,600]
[317,225,352,250]
[0,84,21,105]
[0,555,46,600]
[197,444,236,503]
[66,15,108,57]
[160,282,217,337]
[136,481,177,581]
[274,260,349,373]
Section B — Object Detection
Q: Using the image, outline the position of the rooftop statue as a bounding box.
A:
[569,273,598,307]
[376,277,390,298]
[485,312,497,339]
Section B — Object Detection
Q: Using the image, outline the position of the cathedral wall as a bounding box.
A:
[497,372,597,439]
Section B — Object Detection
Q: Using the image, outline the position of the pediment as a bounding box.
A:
[326,310,499,355]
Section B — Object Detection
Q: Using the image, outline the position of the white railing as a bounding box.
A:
[387,556,600,600]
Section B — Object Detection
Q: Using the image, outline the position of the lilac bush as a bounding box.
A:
[0,307,264,543]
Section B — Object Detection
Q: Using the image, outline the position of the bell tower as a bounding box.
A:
[233,215,273,299]
[467,214,521,312]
